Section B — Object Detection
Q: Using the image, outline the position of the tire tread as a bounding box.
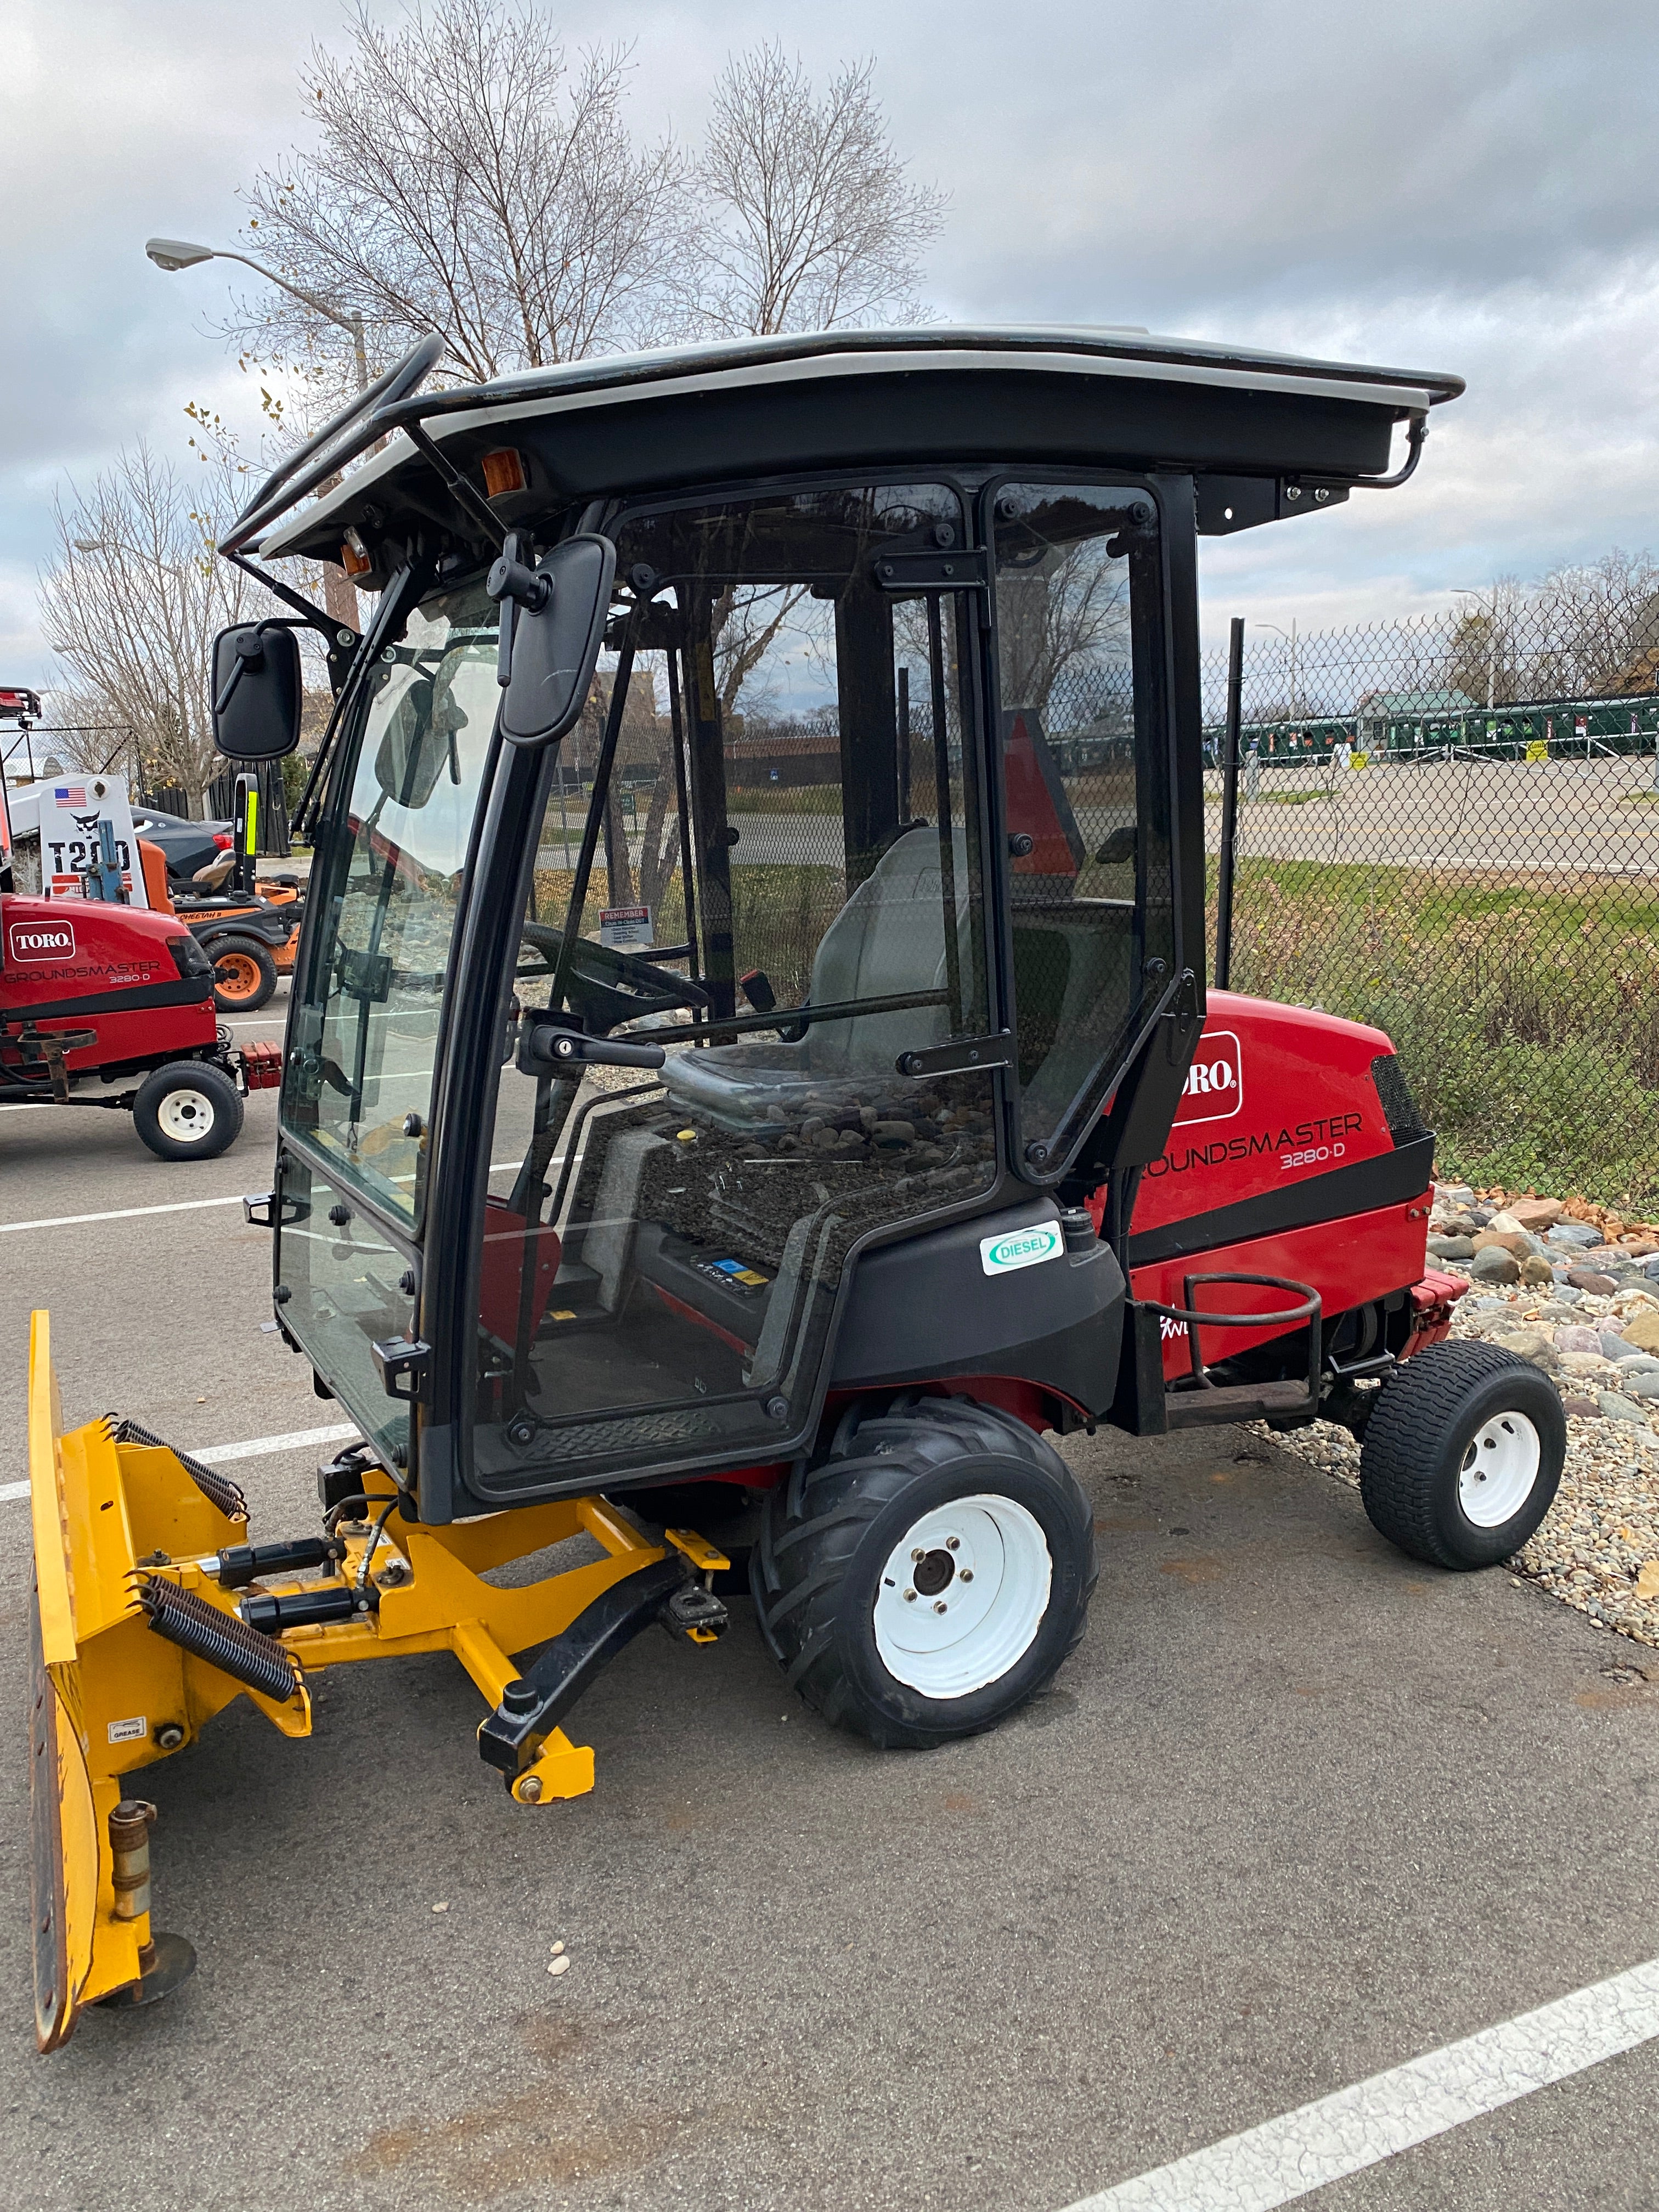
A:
[1359,1339,1564,1568]
[752,1393,1097,1748]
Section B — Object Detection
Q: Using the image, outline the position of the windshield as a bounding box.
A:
[281,580,498,1221]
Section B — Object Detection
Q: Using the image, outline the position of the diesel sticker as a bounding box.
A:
[980,1222,1064,1276]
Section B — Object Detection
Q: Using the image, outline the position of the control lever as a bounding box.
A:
[517,1020,666,1075]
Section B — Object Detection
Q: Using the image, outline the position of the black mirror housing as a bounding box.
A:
[212,622,303,760]
[493,534,617,747]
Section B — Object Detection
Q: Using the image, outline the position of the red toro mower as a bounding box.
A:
[29,326,1571,2044]
[1,834,280,1158]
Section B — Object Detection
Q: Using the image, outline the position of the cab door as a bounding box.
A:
[985,480,1184,1180]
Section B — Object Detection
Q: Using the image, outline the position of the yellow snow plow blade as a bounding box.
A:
[26,1310,306,2049]
[26,1310,725,2049]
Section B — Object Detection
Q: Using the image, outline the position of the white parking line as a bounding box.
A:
[1064,1955,1659,2210]
[194,1421,360,1465]
[0,1195,245,1234]
[0,1420,362,1504]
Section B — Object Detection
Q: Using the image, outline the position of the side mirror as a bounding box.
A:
[212,623,302,760]
[488,533,617,747]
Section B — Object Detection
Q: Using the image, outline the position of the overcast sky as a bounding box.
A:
[7,0,1659,699]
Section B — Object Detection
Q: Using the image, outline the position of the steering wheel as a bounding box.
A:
[519,921,710,1034]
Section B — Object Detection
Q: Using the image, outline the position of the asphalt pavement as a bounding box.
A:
[2,989,1656,2211]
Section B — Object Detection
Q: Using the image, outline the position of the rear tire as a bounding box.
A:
[1359,1340,1565,1569]
[751,1393,1097,1749]
[132,1062,244,1162]
[208,935,276,1012]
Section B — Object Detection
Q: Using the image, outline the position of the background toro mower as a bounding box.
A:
[1,810,280,1159]
[29,326,1568,2048]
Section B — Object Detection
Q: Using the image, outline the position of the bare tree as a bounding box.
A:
[227,1,687,384]
[693,44,944,337]
[1443,577,1525,708]
[37,445,291,810]
[991,542,1131,715]
[1527,549,1659,697]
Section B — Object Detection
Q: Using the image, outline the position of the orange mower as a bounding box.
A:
[137,840,302,1013]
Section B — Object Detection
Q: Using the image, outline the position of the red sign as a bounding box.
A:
[1172,1029,1243,1126]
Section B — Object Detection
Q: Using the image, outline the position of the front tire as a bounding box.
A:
[751,1393,1097,1749]
[1359,1340,1565,1569]
[208,935,277,1012]
[132,1062,244,1162]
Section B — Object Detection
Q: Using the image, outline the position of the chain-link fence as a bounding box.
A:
[575,596,1659,1210]
[1198,610,1659,1208]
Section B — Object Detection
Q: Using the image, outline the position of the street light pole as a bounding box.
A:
[1452,587,1498,712]
[145,238,368,393]
[146,236,368,630]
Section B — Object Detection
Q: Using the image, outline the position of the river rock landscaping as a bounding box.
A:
[1260,1181,1659,1649]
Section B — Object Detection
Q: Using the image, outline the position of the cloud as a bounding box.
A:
[5,0,1658,684]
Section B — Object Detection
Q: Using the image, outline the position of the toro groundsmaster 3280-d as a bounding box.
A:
[0,805,280,1161]
[29,326,1566,2047]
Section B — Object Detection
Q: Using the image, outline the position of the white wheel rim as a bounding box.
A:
[872,1493,1052,1699]
[1458,1410,1542,1527]
[156,1088,217,1143]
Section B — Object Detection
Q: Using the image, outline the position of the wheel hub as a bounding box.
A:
[156,1089,216,1143]
[873,1494,1052,1699]
[1458,1410,1542,1527]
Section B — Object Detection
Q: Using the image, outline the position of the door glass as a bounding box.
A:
[469,482,1000,1496]
[992,484,1171,1165]
[282,581,499,1222]
[274,1155,415,1471]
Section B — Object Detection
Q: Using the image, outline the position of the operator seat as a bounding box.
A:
[663,826,973,1125]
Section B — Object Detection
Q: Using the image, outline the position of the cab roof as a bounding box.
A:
[246,323,1464,573]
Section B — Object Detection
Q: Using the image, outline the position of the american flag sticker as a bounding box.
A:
[53,784,87,805]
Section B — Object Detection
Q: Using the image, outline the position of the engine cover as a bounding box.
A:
[1110,991,1436,1377]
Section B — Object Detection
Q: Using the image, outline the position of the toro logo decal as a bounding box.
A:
[1172,1029,1242,1126]
[979,1221,1064,1277]
[8,919,76,962]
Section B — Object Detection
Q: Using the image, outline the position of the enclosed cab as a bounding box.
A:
[234,329,1463,1520]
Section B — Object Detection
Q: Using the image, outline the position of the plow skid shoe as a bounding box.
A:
[26,1312,311,2050]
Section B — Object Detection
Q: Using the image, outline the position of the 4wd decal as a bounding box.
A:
[1172,1030,1242,1126]
[8,920,76,961]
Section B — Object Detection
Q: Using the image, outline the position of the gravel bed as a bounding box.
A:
[1257,1181,1659,1650]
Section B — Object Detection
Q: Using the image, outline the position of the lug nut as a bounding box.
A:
[903,1588,917,1602]
[960,1570,974,1583]
[933,1601,948,1614]
[911,1548,925,1562]
[946,1537,960,1551]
